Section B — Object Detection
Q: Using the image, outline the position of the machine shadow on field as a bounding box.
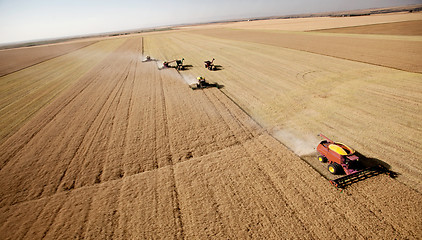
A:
[179,64,193,71]
[215,83,225,89]
[356,152,399,178]
[300,151,398,186]
[212,65,224,71]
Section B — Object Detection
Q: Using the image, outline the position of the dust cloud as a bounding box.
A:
[158,63,198,85]
[271,128,320,156]
[180,75,198,85]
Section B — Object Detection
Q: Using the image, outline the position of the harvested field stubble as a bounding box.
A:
[1,13,422,239]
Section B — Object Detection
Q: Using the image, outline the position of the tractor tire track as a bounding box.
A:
[159,69,186,240]
[56,51,133,192]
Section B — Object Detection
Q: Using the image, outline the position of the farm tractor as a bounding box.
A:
[316,134,389,188]
[189,76,218,90]
[162,58,185,70]
[204,58,216,71]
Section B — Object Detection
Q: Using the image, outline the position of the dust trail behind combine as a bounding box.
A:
[271,128,320,156]
[178,74,198,85]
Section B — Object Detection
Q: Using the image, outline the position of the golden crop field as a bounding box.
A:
[0,12,421,239]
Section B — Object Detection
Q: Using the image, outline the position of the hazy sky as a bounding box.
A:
[0,0,420,44]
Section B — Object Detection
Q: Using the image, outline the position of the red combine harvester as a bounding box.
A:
[316,134,389,188]
[204,58,216,71]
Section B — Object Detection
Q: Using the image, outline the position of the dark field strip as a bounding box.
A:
[312,20,422,36]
